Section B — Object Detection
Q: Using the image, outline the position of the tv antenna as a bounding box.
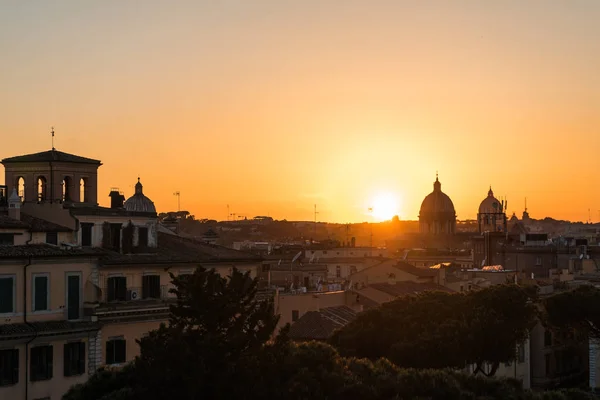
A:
[314,204,319,239]
[51,126,55,150]
[173,191,180,212]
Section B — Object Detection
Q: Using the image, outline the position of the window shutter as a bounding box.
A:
[35,276,48,311]
[0,278,13,313]
[78,342,86,374]
[116,340,126,363]
[46,346,53,379]
[119,278,127,300]
[106,340,114,364]
[12,349,19,384]
[63,344,69,376]
[142,275,149,298]
[107,279,115,302]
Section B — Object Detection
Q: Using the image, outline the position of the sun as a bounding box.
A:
[370,192,400,221]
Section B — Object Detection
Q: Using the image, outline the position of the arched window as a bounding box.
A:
[37,176,47,202]
[16,177,25,201]
[62,176,73,202]
[80,178,88,202]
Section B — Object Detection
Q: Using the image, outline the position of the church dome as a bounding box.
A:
[124,178,156,213]
[418,175,456,235]
[419,177,456,217]
[478,187,503,214]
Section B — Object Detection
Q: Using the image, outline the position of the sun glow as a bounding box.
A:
[370,192,400,221]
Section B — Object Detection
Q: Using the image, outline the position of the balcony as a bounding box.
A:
[91,285,176,318]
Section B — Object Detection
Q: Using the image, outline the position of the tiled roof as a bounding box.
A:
[0,215,29,229]
[288,306,358,341]
[1,150,101,165]
[392,262,438,277]
[0,244,102,259]
[20,213,72,232]
[0,320,100,339]
[101,231,262,265]
[369,281,453,297]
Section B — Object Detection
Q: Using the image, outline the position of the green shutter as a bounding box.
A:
[0,278,13,313]
[11,349,19,384]
[34,276,48,311]
[116,340,126,363]
[46,346,53,379]
[106,340,114,364]
[78,342,86,374]
[63,344,70,376]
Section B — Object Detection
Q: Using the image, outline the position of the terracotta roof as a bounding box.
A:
[0,320,100,340]
[101,231,261,265]
[1,150,101,165]
[288,306,358,340]
[369,281,453,297]
[20,213,72,232]
[0,215,29,229]
[0,244,101,259]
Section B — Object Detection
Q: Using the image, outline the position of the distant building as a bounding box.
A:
[477,187,507,233]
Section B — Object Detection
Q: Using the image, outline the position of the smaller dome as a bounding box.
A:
[124,178,156,213]
[478,187,502,214]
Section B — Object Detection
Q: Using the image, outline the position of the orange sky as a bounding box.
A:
[1,1,599,223]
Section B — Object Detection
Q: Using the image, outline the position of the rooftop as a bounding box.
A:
[0,215,29,229]
[101,231,262,265]
[20,213,72,232]
[369,281,453,297]
[0,244,101,259]
[0,320,100,340]
[1,149,101,165]
[288,305,358,341]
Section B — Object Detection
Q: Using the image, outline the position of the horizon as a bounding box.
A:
[2,1,599,223]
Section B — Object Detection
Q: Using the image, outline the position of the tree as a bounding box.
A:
[133,266,279,400]
[543,285,600,339]
[330,285,537,377]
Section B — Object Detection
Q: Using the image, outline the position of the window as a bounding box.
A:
[45,232,58,245]
[81,223,93,247]
[336,266,341,278]
[536,257,542,266]
[291,310,299,322]
[106,338,126,365]
[110,224,122,251]
[138,227,148,248]
[0,276,15,314]
[545,353,551,375]
[544,330,552,347]
[107,277,127,302]
[142,275,161,299]
[0,349,18,386]
[0,234,14,246]
[30,345,53,381]
[64,342,85,376]
[33,274,49,312]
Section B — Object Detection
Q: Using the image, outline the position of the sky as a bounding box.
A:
[1,1,599,223]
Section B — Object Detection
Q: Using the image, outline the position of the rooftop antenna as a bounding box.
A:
[368,207,374,250]
[227,204,230,221]
[173,191,180,212]
[51,126,55,150]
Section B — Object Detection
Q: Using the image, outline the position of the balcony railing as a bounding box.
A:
[99,285,175,304]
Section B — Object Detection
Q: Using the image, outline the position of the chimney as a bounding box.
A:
[108,188,125,209]
[8,188,21,221]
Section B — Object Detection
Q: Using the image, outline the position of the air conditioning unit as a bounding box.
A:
[127,289,140,301]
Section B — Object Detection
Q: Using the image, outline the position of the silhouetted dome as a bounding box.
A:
[124,178,156,213]
[419,177,456,217]
[478,187,503,214]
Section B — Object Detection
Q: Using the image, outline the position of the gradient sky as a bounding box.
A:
[1,1,599,223]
